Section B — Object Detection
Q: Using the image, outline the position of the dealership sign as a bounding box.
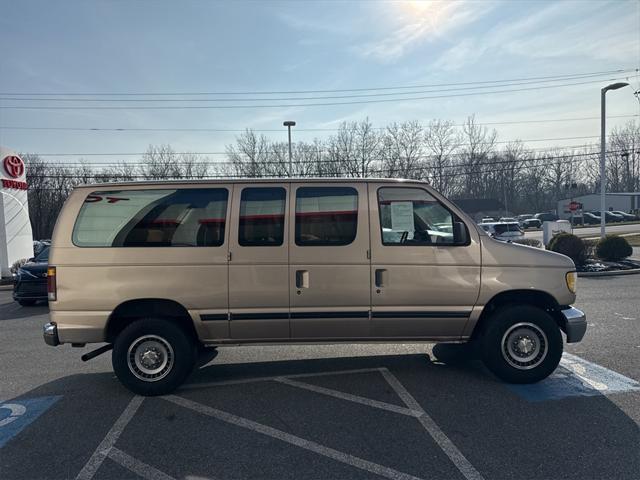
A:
[1,155,28,190]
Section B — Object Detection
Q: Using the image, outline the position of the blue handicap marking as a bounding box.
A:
[0,396,61,448]
[508,353,640,402]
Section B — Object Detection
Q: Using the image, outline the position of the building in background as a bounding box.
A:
[0,146,33,278]
[556,192,640,220]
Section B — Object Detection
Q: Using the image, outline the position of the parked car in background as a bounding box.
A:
[481,216,496,223]
[593,211,624,223]
[13,246,49,306]
[477,222,524,241]
[534,212,559,222]
[610,211,638,221]
[579,212,601,225]
[521,218,542,229]
[33,240,50,256]
[499,217,517,223]
[516,214,534,224]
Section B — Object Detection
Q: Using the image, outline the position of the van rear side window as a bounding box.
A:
[72,188,229,247]
[238,187,286,246]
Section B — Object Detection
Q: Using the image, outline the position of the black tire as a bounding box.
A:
[112,318,197,396]
[480,305,563,384]
[18,299,36,306]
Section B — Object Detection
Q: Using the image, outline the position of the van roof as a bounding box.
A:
[75,177,429,189]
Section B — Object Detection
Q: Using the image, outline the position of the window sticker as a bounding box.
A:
[390,201,414,233]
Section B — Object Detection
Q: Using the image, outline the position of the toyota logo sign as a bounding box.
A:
[3,156,24,179]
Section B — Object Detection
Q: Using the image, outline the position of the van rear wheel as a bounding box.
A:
[480,305,562,384]
[112,318,197,396]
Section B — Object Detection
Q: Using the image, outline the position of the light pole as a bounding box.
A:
[600,82,629,238]
[283,121,296,177]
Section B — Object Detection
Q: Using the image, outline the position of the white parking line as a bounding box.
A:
[275,376,423,417]
[76,396,144,480]
[165,394,424,480]
[108,448,177,480]
[181,367,382,390]
[379,368,484,480]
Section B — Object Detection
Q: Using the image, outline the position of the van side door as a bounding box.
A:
[368,183,481,339]
[289,183,371,338]
[228,184,290,340]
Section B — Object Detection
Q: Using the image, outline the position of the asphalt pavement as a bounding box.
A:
[0,279,639,480]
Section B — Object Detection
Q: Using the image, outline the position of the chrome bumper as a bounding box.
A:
[560,307,587,343]
[43,322,60,346]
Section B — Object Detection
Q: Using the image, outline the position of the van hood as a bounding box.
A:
[481,236,575,269]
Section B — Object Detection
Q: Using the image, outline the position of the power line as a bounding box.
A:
[3,68,633,96]
[21,135,607,158]
[1,78,630,110]
[2,114,637,133]
[0,72,631,103]
[26,149,617,177]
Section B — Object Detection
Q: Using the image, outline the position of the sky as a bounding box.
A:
[0,0,639,165]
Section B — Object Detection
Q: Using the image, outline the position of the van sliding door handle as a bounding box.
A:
[296,270,309,289]
[375,269,387,288]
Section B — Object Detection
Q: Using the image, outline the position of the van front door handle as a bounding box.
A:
[375,269,387,288]
[296,270,309,289]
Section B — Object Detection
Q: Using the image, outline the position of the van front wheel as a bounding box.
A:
[112,318,197,396]
[480,305,562,384]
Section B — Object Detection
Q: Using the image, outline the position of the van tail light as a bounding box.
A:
[47,266,57,301]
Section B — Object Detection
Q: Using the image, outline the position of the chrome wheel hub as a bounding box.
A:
[501,323,548,370]
[127,335,174,382]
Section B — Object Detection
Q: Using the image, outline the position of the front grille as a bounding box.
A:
[16,282,47,295]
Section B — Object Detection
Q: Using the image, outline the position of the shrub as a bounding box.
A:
[596,235,632,261]
[547,233,587,265]
[511,238,542,248]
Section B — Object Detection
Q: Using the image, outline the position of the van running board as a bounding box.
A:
[81,344,113,362]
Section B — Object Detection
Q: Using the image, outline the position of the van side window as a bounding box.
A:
[295,187,358,246]
[239,187,286,246]
[378,187,458,246]
[73,188,228,247]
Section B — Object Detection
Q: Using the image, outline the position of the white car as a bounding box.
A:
[477,222,524,241]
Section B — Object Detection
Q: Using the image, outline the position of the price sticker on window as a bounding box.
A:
[390,201,414,233]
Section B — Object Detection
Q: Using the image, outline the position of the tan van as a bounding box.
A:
[43,179,586,395]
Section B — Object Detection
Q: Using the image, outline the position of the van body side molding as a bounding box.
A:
[200,314,229,322]
[215,311,469,321]
[372,311,470,319]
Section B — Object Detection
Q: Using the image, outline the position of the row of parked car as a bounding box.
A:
[569,210,638,225]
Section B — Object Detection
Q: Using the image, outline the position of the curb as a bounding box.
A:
[0,284,14,291]
[578,268,640,278]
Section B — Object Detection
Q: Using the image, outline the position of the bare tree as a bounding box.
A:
[380,121,425,179]
[423,120,460,195]
[460,115,497,198]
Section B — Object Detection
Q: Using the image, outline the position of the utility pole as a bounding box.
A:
[283,121,296,177]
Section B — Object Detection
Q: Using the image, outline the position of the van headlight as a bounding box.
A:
[566,271,577,294]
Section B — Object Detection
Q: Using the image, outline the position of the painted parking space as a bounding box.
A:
[507,352,640,402]
[0,396,61,448]
[1,351,638,479]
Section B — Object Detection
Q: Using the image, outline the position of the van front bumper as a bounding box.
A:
[43,322,60,346]
[560,306,587,343]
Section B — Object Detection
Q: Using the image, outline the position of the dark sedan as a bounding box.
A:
[13,247,49,306]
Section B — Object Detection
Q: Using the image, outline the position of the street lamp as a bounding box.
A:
[600,82,629,238]
[283,121,296,177]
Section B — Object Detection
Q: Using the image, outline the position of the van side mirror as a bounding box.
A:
[453,221,468,244]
